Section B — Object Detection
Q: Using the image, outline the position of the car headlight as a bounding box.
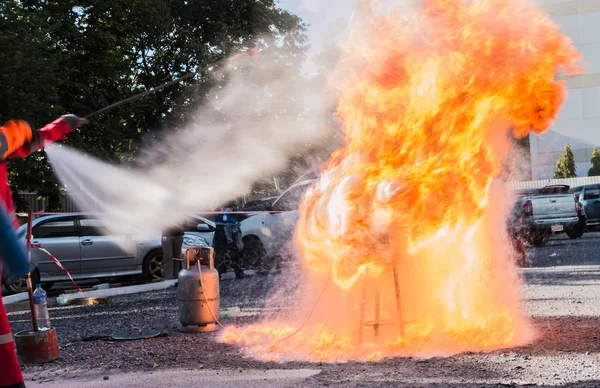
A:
[183,236,209,247]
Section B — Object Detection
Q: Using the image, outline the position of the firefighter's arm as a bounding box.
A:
[6,114,88,159]
[0,120,35,160]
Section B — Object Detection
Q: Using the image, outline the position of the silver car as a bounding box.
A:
[2,214,210,294]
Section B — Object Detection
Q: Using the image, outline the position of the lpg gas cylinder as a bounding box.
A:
[178,247,220,332]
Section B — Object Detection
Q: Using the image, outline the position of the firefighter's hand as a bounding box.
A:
[61,114,89,130]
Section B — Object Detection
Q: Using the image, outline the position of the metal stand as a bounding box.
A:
[25,211,37,332]
[16,211,60,363]
[357,273,367,344]
[357,261,405,343]
[392,263,404,337]
[15,329,59,364]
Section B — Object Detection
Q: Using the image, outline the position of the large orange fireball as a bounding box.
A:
[222,0,582,361]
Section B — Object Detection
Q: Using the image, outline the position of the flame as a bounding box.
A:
[222,0,582,361]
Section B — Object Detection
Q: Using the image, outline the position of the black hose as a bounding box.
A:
[84,49,253,119]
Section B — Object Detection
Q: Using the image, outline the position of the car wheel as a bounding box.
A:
[242,237,266,271]
[4,269,40,295]
[566,228,584,239]
[531,232,550,247]
[143,250,164,281]
[214,250,231,276]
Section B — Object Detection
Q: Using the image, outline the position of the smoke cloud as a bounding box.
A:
[46,50,330,239]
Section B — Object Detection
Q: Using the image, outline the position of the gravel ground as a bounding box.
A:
[7,233,600,387]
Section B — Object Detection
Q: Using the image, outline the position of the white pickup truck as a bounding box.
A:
[509,186,586,246]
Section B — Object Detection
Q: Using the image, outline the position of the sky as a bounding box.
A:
[278,0,356,73]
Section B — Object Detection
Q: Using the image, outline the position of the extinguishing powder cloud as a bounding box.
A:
[46,49,331,242]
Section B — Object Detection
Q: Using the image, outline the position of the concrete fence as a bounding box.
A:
[506,176,600,191]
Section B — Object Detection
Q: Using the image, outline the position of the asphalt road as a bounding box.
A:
[526,231,600,268]
[7,231,600,387]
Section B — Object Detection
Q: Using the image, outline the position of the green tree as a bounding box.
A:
[554,143,577,179]
[0,0,307,210]
[588,146,600,176]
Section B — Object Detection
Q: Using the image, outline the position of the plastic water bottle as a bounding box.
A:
[33,284,50,330]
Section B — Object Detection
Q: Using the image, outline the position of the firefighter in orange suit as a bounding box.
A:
[0,114,87,388]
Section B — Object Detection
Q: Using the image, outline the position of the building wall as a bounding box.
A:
[531,148,593,178]
[530,0,600,179]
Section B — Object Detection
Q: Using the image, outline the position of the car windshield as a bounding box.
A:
[538,185,570,194]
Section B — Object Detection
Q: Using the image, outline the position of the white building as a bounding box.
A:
[530,0,600,179]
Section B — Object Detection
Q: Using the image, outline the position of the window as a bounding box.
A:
[272,184,311,212]
[584,188,600,200]
[79,219,110,236]
[33,218,76,239]
[539,185,569,195]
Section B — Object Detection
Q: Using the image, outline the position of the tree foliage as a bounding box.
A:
[588,146,600,176]
[0,0,307,210]
[554,143,577,179]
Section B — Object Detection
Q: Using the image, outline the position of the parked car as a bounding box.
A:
[2,214,209,294]
[569,185,600,229]
[239,179,316,270]
[508,188,586,246]
[182,215,216,246]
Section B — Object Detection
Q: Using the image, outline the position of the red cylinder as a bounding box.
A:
[15,328,59,364]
